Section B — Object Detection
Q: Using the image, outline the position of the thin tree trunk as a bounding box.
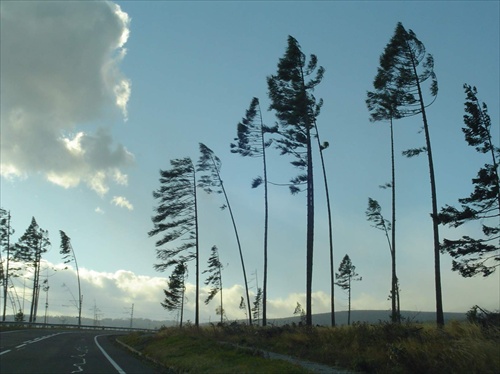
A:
[214,164,252,325]
[306,126,314,327]
[348,275,351,326]
[390,119,399,323]
[194,168,199,327]
[313,121,335,327]
[259,105,269,327]
[411,60,444,327]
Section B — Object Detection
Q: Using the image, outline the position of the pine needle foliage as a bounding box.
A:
[439,84,499,277]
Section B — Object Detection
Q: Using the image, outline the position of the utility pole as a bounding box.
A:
[129,303,134,329]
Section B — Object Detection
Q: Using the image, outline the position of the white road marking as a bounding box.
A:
[0,349,12,355]
[94,335,126,374]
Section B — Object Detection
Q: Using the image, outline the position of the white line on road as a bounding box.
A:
[94,335,126,374]
[15,344,26,348]
[0,350,12,355]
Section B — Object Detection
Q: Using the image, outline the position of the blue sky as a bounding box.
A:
[1,1,498,323]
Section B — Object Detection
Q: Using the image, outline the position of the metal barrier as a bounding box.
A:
[0,321,156,332]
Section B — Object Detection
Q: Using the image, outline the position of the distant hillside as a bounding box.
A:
[266,310,466,326]
[3,310,466,329]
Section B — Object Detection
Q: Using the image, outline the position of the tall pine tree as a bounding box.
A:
[267,35,324,326]
[372,22,442,326]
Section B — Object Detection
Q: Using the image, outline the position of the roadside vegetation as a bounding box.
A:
[119,318,499,374]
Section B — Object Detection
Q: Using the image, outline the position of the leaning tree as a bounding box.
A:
[59,231,83,328]
[230,97,277,326]
[372,22,442,326]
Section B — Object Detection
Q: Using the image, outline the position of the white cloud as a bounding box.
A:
[0,1,133,195]
[111,196,134,210]
[95,207,105,215]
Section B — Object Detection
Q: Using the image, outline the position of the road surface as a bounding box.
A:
[0,329,162,373]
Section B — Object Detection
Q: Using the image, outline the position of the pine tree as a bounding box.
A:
[267,35,324,326]
[59,231,83,328]
[203,245,224,324]
[149,157,200,326]
[439,84,499,277]
[230,97,277,326]
[335,254,361,326]
[161,262,187,327]
[372,22,442,326]
[197,143,252,325]
[13,217,50,323]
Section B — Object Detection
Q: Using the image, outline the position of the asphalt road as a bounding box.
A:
[0,329,163,374]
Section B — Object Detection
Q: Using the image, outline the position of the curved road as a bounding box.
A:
[0,329,161,373]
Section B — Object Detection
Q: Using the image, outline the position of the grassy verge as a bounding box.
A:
[120,320,499,374]
[119,328,310,373]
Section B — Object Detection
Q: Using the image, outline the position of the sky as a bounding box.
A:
[1,0,499,324]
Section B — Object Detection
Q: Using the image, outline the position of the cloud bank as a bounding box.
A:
[0,1,133,196]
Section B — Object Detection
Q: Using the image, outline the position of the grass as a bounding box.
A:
[119,327,309,373]
[120,320,500,373]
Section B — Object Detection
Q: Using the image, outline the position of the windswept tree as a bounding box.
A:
[230,97,277,327]
[149,157,200,326]
[439,84,499,277]
[59,231,83,328]
[161,261,187,328]
[366,197,400,321]
[197,143,252,324]
[252,287,263,325]
[373,22,442,326]
[1,208,14,321]
[13,217,50,323]
[335,254,362,326]
[203,245,224,324]
[267,35,324,326]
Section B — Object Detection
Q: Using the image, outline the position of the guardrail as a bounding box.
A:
[0,321,156,332]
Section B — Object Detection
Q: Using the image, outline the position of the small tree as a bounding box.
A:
[198,143,252,325]
[252,287,263,325]
[366,197,400,322]
[335,254,362,325]
[161,262,187,328]
[239,296,247,321]
[59,231,82,328]
[293,301,306,325]
[439,84,499,277]
[203,245,224,324]
[149,157,200,326]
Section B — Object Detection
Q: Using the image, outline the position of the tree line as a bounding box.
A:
[0,211,82,325]
[148,23,499,328]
